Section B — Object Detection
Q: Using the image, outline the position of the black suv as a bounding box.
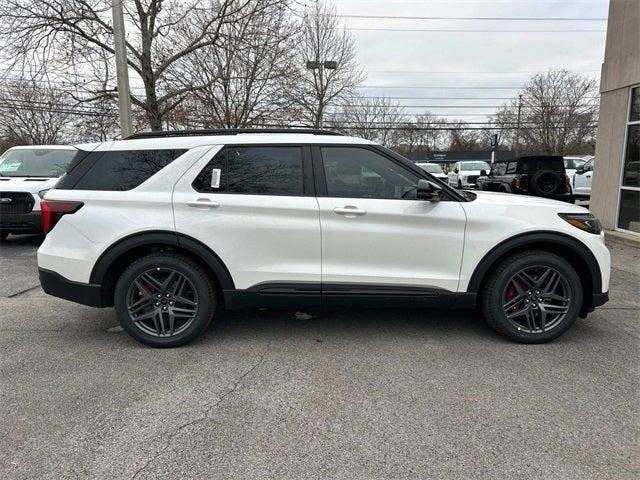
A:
[476,155,573,203]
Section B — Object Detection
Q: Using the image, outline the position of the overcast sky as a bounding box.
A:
[327,0,609,120]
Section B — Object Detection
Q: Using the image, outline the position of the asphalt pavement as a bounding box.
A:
[0,234,638,479]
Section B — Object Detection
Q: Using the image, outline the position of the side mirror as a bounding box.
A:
[416,179,442,201]
[480,169,487,177]
[576,166,585,174]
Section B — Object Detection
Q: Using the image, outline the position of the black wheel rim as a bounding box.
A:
[502,265,572,334]
[126,268,199,337]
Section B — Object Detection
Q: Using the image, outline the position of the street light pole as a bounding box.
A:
[112,0,133,138]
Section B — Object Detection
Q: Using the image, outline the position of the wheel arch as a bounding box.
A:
[90,231,235,307]
[467,231,602,316]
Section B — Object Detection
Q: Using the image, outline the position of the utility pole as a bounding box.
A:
[515,93,523,157]
[112,0,133,138]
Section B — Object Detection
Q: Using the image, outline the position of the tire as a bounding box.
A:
[480,250,583,343]
[529,170,563,196]
[114,253,216,347]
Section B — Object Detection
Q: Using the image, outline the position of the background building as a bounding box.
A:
[591,0,640,235]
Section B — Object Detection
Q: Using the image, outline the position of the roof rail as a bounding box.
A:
[125,128,343,140]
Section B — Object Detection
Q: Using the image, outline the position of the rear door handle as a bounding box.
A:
[187,199,220,209]
[333,206,366,217]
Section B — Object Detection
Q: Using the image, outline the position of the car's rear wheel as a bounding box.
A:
[480,250,582,343]
[114,253,216,347]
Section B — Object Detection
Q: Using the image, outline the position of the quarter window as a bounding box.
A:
[321,147,419,199]
[72,149,187,191]
[193,146,304,196]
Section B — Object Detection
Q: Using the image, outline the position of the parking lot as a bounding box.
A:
[0,235,638,479]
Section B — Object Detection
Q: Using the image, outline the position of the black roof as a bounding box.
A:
[125,128,343,140]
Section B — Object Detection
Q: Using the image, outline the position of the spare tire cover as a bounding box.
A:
[529,170,563,196]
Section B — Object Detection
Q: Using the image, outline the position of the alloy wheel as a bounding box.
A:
[502,265,572,334]
[125,268,199,337]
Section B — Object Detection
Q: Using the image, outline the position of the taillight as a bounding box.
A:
[511,177,521,191]
[40,200,84,234]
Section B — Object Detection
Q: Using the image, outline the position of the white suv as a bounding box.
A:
[37,129,610,347]
[0,145,78,240]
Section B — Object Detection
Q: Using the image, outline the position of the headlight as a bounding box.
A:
[558,213,602,235]
[38,189,50,199]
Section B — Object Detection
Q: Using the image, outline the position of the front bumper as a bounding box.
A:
[39,268,109,307]
[0,211,43,234]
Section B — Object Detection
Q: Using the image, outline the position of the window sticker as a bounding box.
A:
[210,168,221,188]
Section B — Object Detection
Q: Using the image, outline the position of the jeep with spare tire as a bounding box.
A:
[476,155,574,203]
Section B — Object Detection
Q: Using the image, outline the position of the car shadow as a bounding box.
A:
[200,306,504,345]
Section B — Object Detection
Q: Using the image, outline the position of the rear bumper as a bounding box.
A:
[39,268,108,307]
[0,211,42,234]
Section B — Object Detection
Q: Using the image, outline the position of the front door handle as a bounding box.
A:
[187,199,220,209]
[333,206,366,217]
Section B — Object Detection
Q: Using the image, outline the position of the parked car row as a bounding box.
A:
[415,155,594,204]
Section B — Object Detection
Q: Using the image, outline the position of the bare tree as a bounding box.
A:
[0,79,75,144]
[294,1,364,128]
[395,113,447,154]
[332,96,404,145]
[447,121,483,151]
[185,1,300,128]
[0,0,290,131]
[497,70,599,155]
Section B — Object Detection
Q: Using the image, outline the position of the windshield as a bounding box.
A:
[460,161,490,171]
[0,148,77,177]
[418,163,444,174]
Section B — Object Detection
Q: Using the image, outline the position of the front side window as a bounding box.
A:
[73,149,187,191]
[0,148,77,177]
[321,147,419,200]
[193,146,304,196]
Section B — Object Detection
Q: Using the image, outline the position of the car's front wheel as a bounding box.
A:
[480,250,583,343]
[114,253,216,347]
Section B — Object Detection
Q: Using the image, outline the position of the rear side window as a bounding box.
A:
[506,162,517,174]
[72,149,186,191]
[193,146,304,196]
[492,163,506,175]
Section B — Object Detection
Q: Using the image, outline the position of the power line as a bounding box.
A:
[360,85,523,90]
[366,70,600,74]
[333,14,608,21]
[347,28,606,33]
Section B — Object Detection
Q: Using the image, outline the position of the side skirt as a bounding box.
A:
[223,282,477,310]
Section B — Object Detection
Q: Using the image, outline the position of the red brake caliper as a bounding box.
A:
[505,284,516,310]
